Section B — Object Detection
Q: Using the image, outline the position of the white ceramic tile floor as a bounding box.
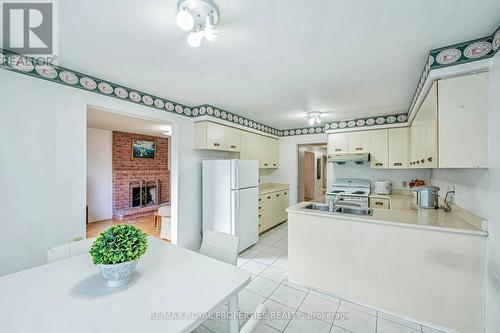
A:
[253,252,281,266]
[298,290,340,323]
[378,312,422,331]
[245,276,281,298]
[198,223,450,333]
[269,285,307,309]
[260,266,288,283]
[421,327,447,333]
[377,318,421,333]
[334,302,377,333]
[284,312,332,333]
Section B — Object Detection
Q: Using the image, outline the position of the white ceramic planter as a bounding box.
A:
[98,260,138,287]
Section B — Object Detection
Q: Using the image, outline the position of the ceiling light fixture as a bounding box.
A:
[307,112,322,126]
[176,7,194,31]
[176,0,220,48]
[187,27,204,47]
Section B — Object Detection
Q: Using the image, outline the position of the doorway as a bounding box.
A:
[86,107,172,240]
[297,143,328,203]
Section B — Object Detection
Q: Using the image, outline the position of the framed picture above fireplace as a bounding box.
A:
[132,139,156,159]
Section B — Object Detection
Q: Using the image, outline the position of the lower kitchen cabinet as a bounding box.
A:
[258,189,289,233]
[369,197,390,209]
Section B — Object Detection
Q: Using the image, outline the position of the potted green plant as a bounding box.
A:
[89,225,148,287]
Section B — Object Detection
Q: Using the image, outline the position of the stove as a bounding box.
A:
[327,178,371,208]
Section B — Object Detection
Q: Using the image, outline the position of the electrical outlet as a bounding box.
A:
[402,181,408,188]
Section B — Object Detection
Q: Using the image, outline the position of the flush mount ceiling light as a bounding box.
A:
[176,0,220,48]
[307,112,322,126]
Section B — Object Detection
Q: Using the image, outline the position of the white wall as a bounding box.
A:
[430,54,500,333]
[86,128,112,222]
[331,165,430,191]
[0,70,87,275]
[0,70,233,275]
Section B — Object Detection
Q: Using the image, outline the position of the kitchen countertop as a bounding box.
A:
[259,183,289,195]
[287,194,488,237]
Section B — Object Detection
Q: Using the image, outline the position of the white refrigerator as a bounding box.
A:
[202,159,259,252]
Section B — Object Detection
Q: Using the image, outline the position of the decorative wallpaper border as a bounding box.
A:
[195,104,282,136]
[1,23,499,138]
[407,23,500,118]
[0,49,282,137]
[282,113,408,137]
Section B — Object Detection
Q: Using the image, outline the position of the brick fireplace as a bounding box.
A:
[112,131,169,219]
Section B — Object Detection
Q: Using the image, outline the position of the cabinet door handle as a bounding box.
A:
[421,159,425,163]
[334,148,342,152]
[259,206,262,209]
[273,163,277,166]
[259,198,262,202]
[375,163,383,166]
[276,194,280,197]
[355,147,363,151]
[264,163,268,166]
[230,145,236,149]
[267,196,271,199]
[394,162,402,166]
[416,161,420,164]
[427,157,433,162]
[213,143,220,147]
[284,192,287,195]
[375,202,384,206]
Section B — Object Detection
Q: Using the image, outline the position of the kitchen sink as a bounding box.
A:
[304,203,330,211]
[334,206,373,216]
[303,203,373,216]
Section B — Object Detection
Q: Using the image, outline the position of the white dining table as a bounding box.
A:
[0,237,251,333]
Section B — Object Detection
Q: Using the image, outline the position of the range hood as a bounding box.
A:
[328,153,370,165]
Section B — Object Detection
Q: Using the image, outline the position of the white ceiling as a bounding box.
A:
[87,108,171,137]
[60,0,500,129]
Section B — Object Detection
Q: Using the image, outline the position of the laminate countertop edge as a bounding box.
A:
[259,183,290,195]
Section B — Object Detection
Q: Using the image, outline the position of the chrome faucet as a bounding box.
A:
[327,194,341,212]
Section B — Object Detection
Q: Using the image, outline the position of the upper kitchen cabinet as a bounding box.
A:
[327,131,370,154]
[260,136,279,168]
[348,131,370,153]
[195,121,279,168]
[194,121,228,151]
[240,131,261,161]
[193,121,241,152]
[369,129,388,168]
[438,72,489,168]
[225,126,241,152]
[207,121,226,151]
[327,132,348,154]
[410,81,438,168]
[388,127,409,168]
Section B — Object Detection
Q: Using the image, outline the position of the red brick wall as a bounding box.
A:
[112,131,169,211]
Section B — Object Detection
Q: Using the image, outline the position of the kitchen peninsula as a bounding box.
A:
[287,193,487,333]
